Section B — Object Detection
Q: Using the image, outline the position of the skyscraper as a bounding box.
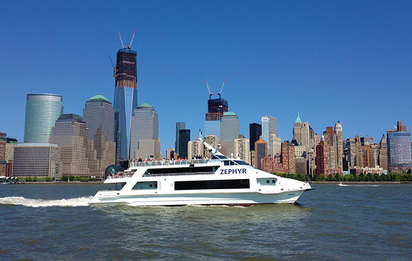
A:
[24,93,63,143]
[255,139,268,170]
[175,122,186,153]
[220,112,239,141]
[83,94,114,141]
[129,103,160,160]
[334,122,343,171]
[378,135,388,170]
[387,121,411,167]
[205,89,228,139]
[292,113,314,153]
[12,143,62,179]
[270,134,282,156]
[281,142,295,174]
[234,137,250,164]
[113,46,138,162]
[316,141,330,175]
[249,123,262,152]
[49,114,89,177]
[83,95,115,179]
[178,129,190,158]
[261,115,278,154]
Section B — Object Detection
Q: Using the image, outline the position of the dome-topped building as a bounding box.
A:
[129,102,161,160]
[87,94,111,103]
[137,102,154,109]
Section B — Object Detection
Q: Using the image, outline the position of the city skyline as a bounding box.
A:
[1,1,412,153]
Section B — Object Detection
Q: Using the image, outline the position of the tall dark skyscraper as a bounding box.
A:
[178,129,190,159]
[249,123,262,151]
[113,41,138,163]
[175,122,186,153]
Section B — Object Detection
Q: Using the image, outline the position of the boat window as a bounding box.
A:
[132,181,158,190]
[234,160,250,166]
[212,154,228,160]
[143,166,217,177]
[223,160,234,166]
[114,182,126,190]
[257,178,277,186]
[175,179,250,190]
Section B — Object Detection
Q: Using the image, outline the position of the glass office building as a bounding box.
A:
[220,112,239,141]
[24,94,63,143]
[388,131,411,165]
[83,94,114,141]
[113,48,138,161]
[129,103,160,159]
[262,115,278,153]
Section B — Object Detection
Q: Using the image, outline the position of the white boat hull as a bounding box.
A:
[90,190,307,206]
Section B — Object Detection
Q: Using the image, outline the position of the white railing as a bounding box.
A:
[106,173,133,179]
[143,171,214,177]
[130,159,209,168]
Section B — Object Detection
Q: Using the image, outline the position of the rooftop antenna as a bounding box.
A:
[118,31,125,49]
[205,81,213,99]
[129,30,136,49]
[218,78,225,98]
[198,129,203,140]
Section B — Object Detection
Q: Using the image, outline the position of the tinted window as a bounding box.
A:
[175,179,250,190]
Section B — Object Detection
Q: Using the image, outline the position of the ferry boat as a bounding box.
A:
[90,138,313,206]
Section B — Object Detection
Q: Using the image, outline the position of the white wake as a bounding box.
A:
[0,196,92,207]
[338,183,380,187]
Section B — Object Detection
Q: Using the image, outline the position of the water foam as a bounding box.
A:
[338,183,380,187]
[0,196,92,207]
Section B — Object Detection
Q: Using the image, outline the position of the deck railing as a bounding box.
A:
[130,159,209,168]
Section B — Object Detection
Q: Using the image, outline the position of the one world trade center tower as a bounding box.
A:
[113,39,138,163]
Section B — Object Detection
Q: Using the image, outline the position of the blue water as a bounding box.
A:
[0,183,411,260]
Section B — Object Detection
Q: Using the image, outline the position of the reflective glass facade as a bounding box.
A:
[388,132,411,165]
[205,120,220,139]
[175,122,186,152]
[83,95,114,141]
[24,94,63,143]
[114,48,138,161]
[129,104,159,159]
[262,115,278,153]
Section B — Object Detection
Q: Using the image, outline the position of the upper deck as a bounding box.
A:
[129,159,210,168]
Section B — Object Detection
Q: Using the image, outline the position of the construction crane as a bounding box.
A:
[108,55,117,77]
[129,30,136,49]
[218,78,226,98]
[205,81,213,99]
[118,31,125,48]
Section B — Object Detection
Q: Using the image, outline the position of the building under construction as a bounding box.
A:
[113,32,138,162]
[204,81,228,139]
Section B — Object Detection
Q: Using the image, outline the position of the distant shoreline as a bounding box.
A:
[7,181,411,185]
[309,181,411,184]
[10,181,104,185]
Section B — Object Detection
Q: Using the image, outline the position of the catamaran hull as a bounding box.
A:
[89,190,307,206]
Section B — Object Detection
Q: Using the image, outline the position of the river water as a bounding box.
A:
[0,183,411,260]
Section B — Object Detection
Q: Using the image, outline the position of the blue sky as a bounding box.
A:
[1,0,411,154]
